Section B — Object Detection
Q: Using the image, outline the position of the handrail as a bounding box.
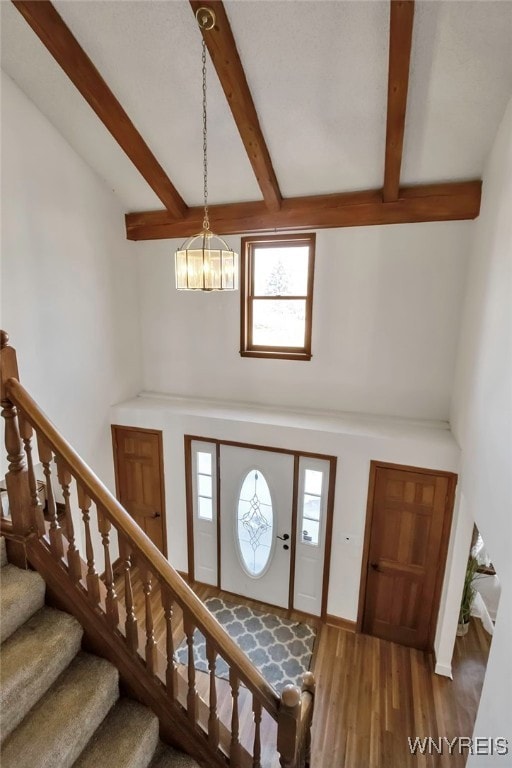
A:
[6,376,281,719]
[2,329,316,766]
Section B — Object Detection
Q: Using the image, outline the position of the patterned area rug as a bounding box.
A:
[175,597,316,694]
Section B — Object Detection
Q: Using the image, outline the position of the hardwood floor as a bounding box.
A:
[115,568,491,768]
[311,619,490,768]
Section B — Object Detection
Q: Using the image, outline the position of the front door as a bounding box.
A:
[360,462,455,650]
[112,426,166,555]
[220,445,294,608]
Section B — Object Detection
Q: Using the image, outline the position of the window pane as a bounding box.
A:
[198,496,213,521]
[253,247,309,296]
[239,539,272,576]
[198,474,212,497]
[305,469,323,495]
[252,300,306,347]
[239,469,272,507]
[303,494,321,522]
[237,469,273,576]
[301,520,319,546]
[197,451,212,475]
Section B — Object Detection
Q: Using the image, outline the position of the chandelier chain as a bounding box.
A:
[202,39,209,232]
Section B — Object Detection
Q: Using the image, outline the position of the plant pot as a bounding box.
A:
[457,621,469,637]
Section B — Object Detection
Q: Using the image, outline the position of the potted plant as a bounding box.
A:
[457,554,479,636]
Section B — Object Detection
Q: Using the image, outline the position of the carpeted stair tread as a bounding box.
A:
[0,537,7,568]
[0,565,45,643]
[150,743,200,768]
[1,652,119,768]
[0,607,83,743]
[73,698,159,768]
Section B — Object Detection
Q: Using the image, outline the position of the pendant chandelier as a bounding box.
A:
[175,7,239,291]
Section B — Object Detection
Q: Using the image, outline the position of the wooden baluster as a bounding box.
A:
[277,685,301,768]
[183,612,198,723]
[120,537,138,653]
[18,413,45,537]
[0,332,32,567]
[142,566,157,674]
[77,483,101,604]
[302,672,315,768]
[252,698,262,768]
[98,509,119,628]
[36,434,64,559]
[55,455,82,583]
[206,639,219,750]
[162,589,178,699]
[229,668,242,766]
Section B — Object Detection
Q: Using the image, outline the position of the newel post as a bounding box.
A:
[302,671,315,768]
[277,684,301,768]
[1,330,33,566]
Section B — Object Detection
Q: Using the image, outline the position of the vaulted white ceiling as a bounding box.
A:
[2,0,512,213]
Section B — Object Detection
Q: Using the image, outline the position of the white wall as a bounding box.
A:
[433,490,474,676]
[450,96,512,760]
[137,221,470,421]
[1,71,142,489]
[111,394,460,622]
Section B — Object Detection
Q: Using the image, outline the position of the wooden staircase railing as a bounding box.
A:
[0,330,314,768]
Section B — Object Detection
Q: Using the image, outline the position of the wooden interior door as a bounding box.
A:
[112,426,166,555]
[359,462,456,650]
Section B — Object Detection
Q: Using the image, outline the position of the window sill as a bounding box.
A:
[240,350,312,361]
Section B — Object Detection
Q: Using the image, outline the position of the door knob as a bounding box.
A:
[277,533,290,541]
[370,562,380,572]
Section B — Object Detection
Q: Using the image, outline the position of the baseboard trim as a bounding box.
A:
[434,661,453,678]
[325,614,356,632]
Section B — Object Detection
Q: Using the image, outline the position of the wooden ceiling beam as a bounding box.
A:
[125,180,481,240]
[189,0,282,213]
[383,0,415,203]
[13,0,187,219]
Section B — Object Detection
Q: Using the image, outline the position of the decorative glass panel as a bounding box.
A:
[237,469,273,576]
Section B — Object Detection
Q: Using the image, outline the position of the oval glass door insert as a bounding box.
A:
[237,469,274,576]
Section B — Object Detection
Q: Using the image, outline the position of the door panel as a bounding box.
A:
[220,446,294,608]
[112,426,166,555]
[191,441,218,586]
[362,465,454,650]
[294,457,330,616]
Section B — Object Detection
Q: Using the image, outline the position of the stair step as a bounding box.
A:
[73,698,159,768]
[1,537,7,568]
[0,565,45,643]
[150,743,200,768]
[0,607,83,743]
[1,652,119,768]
